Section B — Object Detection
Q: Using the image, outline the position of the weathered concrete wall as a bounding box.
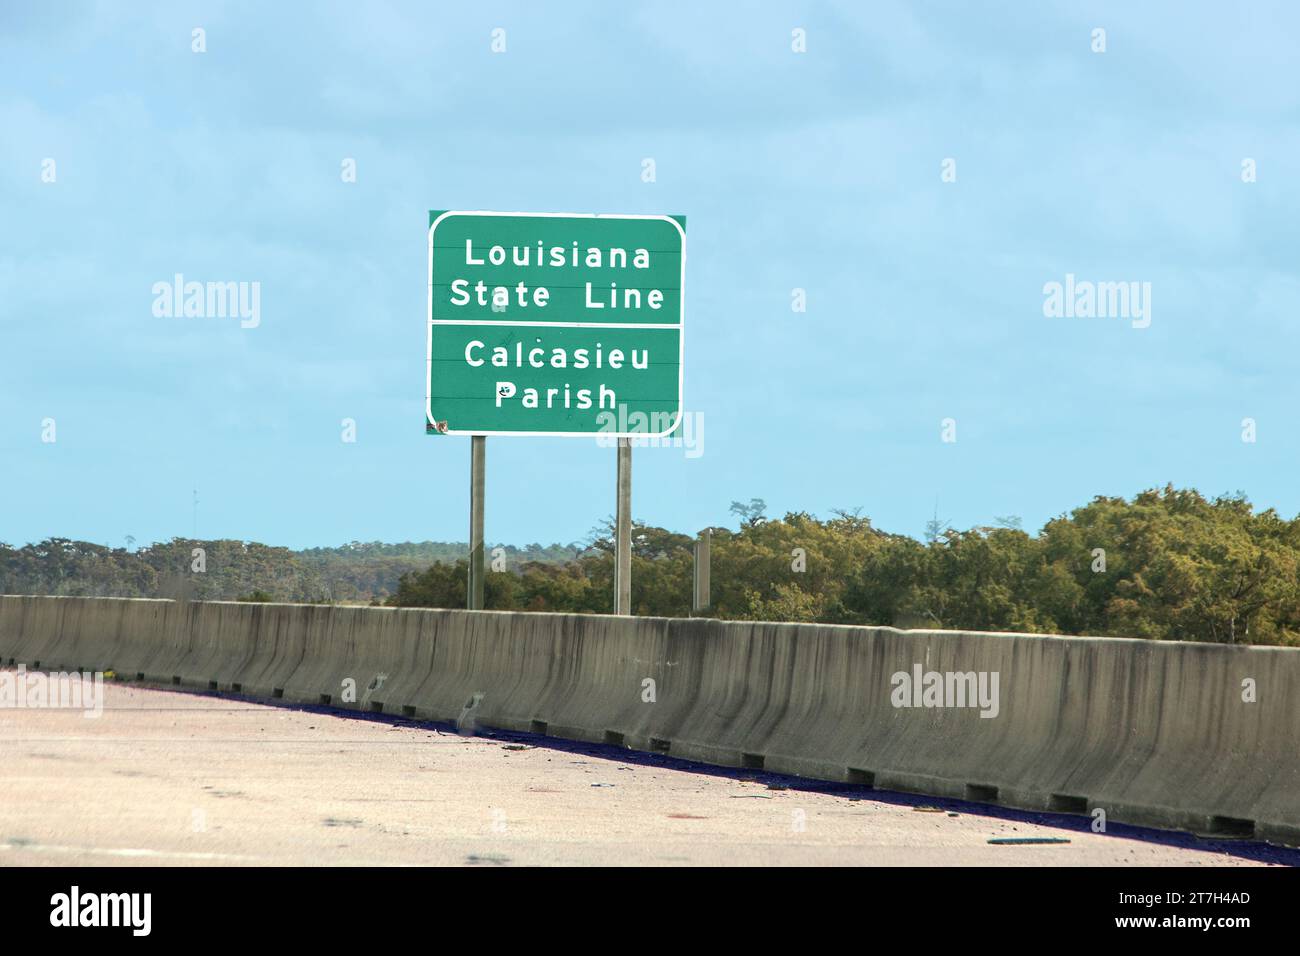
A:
[2,594,1295,846]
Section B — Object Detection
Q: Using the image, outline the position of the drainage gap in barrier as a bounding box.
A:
[136,672,145,681]
[319,694,332,706]
[370,702,384,714]
[965,783,999,804]
[207,680,218,691]
[32,661,40,669]
[272,688,284,699]
[402,705,416,718]
[7,658,14,666]
[1049,793,1088,814]
[847,768,876,788]
[603,730,625,747]
[172,676,181,686]
[1208,815,1256,839]
[741,753,765,770]
[650,738,671,754]
[231,683,242,693]
[529,720,548,735]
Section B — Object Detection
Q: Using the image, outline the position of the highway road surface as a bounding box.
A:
[1,674,1295,867]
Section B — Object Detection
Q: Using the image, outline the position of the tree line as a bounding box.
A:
[3,486,1298,645]
[0,539,579,605]
[388,486,1300,646]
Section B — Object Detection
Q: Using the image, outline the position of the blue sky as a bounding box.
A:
[2,1,1298,550]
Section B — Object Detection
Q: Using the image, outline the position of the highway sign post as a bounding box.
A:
[693,528,711,613]
[427,211,686,613]
[615,438,632,615]
[468,435,485,610]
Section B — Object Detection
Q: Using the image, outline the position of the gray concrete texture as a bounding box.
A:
[4,679,1291,866]
[1,595,1296,847]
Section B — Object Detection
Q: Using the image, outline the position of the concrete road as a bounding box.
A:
[1,676,1294,866]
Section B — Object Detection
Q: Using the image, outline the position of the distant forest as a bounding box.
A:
[0,539,580,606]
[3,486,1298,646]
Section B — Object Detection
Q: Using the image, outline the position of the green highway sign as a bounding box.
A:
[426,210,685,437]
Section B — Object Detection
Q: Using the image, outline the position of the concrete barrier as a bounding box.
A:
[2,594,1296,846]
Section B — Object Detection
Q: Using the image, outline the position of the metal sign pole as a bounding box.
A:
[615,438,632,615]
[468,435,485,610]
[693,528,711,613]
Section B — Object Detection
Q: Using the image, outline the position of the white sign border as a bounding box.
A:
[426,210,686,439]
